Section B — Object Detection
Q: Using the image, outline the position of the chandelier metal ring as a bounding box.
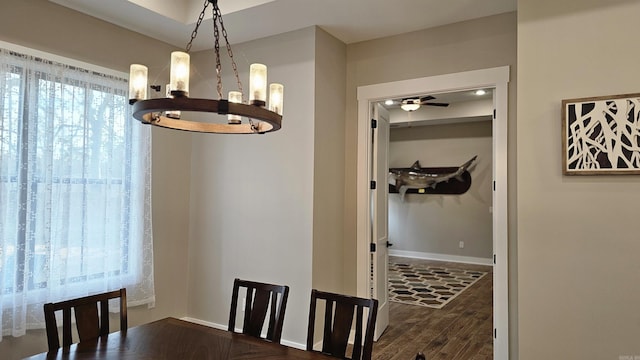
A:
[132,97,282,134]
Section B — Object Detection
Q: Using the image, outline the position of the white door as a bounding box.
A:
[371,103,389,340]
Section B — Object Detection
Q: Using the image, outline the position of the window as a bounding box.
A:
[0,43,154,338]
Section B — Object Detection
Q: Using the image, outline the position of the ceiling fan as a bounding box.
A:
[400,95,449,112]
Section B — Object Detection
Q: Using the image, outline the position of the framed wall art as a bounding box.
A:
[562,93,640,175]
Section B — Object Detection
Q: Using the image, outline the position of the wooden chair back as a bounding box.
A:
[228,278,290,343]
[306,289,378,360]
[43,288,127,351]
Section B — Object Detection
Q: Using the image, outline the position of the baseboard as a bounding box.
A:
[180,317,307,350]
[388,249,493,266]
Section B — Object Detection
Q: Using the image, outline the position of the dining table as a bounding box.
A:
[25,317,334,359]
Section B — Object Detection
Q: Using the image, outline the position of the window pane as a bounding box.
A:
[0,46,153,336]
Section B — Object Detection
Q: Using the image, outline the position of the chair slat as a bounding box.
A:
[330,301,355,358]
[100,299,110,336]
[352,306,364,360]
[246,289,270,337]
[44,304,60,350]
[243,288,255,334]
[306,295,317,351]
[322,300,334,354]
[62,308,72,347]
[75,302,100,342]
[266,292,278,339]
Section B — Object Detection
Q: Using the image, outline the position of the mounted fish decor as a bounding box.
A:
[388,155,477,201]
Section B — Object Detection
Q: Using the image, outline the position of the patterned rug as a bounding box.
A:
[388,260,488,309]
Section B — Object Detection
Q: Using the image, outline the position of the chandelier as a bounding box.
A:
[128,0,283,134]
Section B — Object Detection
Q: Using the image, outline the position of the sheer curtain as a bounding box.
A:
[0,45,154,338]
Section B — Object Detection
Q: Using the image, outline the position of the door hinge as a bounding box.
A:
[494,328,497,338]
[493,180,496,191]
[370,243,376,252]
[493,254,496,264]
[493,109,496,119]
[370,181,377,190]
[371,119,377,129]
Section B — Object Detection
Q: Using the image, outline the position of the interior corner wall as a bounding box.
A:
[388,121,493,261]
[344,11,518,357]
[0,1,191,358]
[186,27,316,347]
[312,28,347,294]
[517,1,640,358]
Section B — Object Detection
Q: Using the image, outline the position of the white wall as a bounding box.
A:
[388,121,493,261]
[518,0,640,358]
[186,27,317,346]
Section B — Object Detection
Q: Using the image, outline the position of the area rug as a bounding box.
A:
[388,260,488,309]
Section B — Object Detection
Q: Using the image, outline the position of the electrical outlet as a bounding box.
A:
[459,241,465,249]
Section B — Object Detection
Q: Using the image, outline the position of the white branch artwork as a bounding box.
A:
[563,94,640,175]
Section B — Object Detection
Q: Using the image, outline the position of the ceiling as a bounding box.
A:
[383,89,494,127]
[383,89,494,110]
[50,0,516,51]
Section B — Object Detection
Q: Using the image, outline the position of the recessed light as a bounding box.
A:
[474,89,486,96]
[384,99,394,106]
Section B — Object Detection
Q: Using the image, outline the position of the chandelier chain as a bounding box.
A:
[185,0,210,53]
[213,7,223,99]
[213,3,243,96]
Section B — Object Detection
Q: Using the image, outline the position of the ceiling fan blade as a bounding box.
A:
[424,102,449,107]
[419,95,435,103]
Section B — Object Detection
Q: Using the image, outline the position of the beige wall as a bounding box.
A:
[186,27,318,346]
[345,11,518,356]
[185,26,348,347]
[517,0,640,358]
[312,29,347,293]
[0,1,191,358]
[389,121,493,260]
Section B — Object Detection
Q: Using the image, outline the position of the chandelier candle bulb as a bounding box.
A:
[228,91,242,124]
[249,63,267,106]
[269,83,284,115]
[170,51,190,96]
[128,64,148,103]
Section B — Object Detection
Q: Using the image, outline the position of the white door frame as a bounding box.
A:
[356,66,509,359]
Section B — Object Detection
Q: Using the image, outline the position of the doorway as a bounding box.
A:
[355,67,509,359]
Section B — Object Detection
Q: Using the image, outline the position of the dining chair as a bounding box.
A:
[306,289,378,360]
[43,288,127,351]
[228,278,290,343]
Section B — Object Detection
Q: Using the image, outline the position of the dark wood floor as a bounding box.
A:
[372,258,493,360]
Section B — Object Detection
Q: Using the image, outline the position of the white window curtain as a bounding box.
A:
[0,45,154,339]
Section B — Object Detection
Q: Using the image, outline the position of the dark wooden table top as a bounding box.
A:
[25,317,333,359]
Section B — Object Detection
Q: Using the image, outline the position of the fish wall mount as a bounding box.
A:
[388,156,477,200]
